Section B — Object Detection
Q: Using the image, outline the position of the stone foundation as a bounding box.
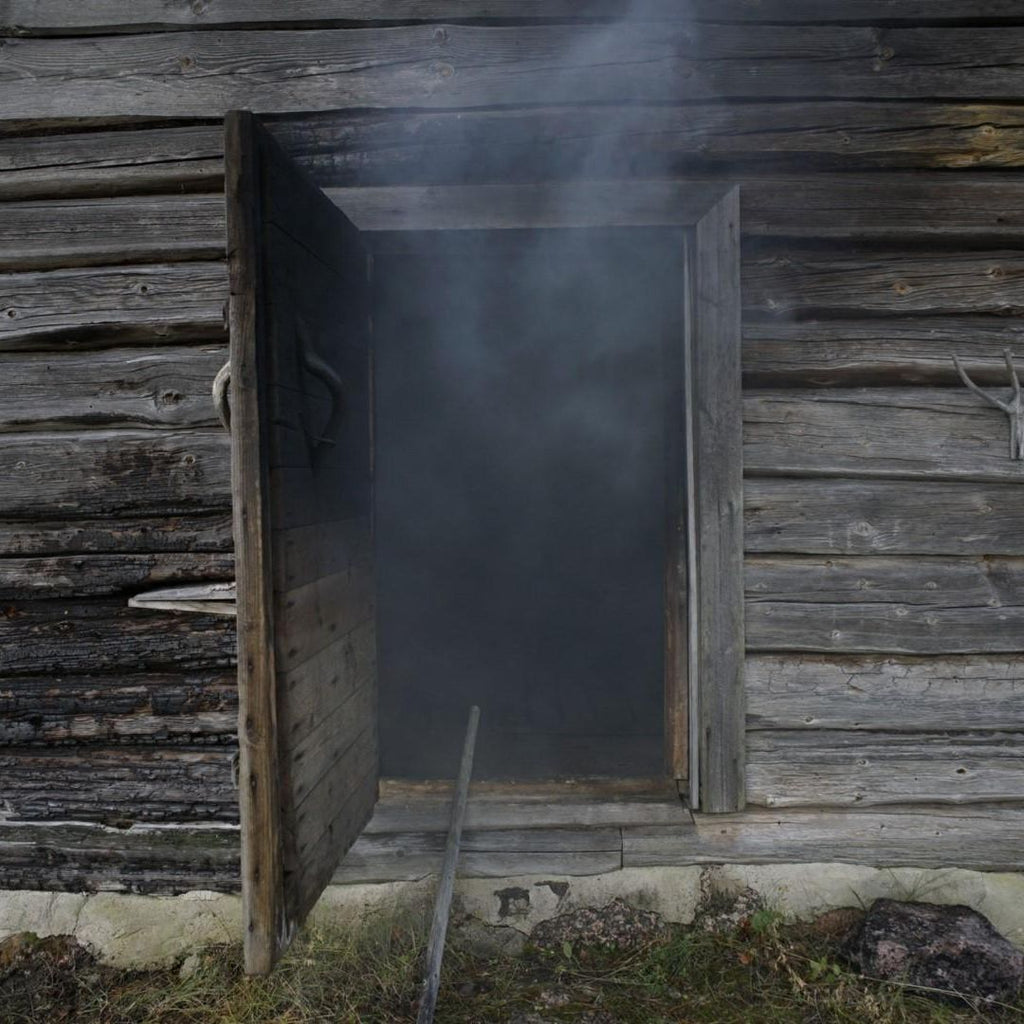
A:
[3,864,1023,968]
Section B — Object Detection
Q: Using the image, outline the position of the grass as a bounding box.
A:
[3,906,1024,1023]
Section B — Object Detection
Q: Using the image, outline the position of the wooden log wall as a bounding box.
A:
[3,1,1024,891]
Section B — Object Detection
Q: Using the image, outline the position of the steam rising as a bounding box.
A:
[372,7,689,779]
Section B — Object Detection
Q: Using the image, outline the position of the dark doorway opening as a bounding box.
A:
[374,229,684,779]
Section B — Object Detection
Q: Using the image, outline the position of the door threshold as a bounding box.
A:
[370,777,692,833]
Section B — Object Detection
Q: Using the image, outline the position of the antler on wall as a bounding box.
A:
[952,349,1024,461]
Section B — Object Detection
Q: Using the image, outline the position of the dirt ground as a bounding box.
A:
[2,905,1022,1023]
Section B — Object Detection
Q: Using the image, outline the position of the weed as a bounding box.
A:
[2,910,1023,1023]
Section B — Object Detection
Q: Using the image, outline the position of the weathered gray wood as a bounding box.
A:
[693,189,744,814]
[0,820,240,894]
[0,195,225,271]
[624,806,1024,872]
[745,247,1024,318]
[746,730,1024,808]
[6,0,1024,34]
[327,182,726,232]
[745,478,1024,556]
[129,582,237,616]
[325,176,1024,239]
[9,26,1024,120]
[749,602,1024,654]
[0,263,227,349]
[740,174,1024,241]
[746,555,1024,654]
[227,111,377,973]
[366,794,688,833]
[0,514,232,556]
[0,429,230,516]
[9,104,1024,205]
[746,654,1024,732]
[747,555,1024,607]
[418,705,479,1024]
[0,123,223,200]
[0,747,237,823]
[0,552,233,599]
[335,828,622,885]
[0,599,236,675]
[0,671,237,746]
[226,108,284,977]
[0,344,227,431]
[744,318,1024,388]
[744,389,1024,483]
[261,104,1024,180]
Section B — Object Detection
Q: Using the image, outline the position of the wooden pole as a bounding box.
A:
[416,705,481,1024]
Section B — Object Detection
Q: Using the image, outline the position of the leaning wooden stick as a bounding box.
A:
[416,705,481,1024]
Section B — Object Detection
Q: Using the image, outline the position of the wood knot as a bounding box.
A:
[434,61,454,79]
[892,280,911,296]
[433,26,449,44]
[987,264,1006,279]
[178,54,196,71]
[4,308,16,318]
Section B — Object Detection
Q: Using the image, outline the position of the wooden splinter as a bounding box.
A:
[952,349,1024,461]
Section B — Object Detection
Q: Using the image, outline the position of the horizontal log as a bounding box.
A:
[745,248,1024,317]
[0,746,238,823]
[746,730,1024,807]
[0,123,223,200]
[746,555,1024,654]
[745,478,1024,555]
[748,602,1024,654]
[0,600,236,675]
[0,671,237,746]
[295,103,1024,181]
[746,654,1024,731]
[8,26,1024,120]
[8,173,1024,259]
[0,820,239,894]
[0,552,233,600]
[0,196,225,272]
[328,175,1024,238]
[0,344,227,431]
[8,104,1024,203]
[744,317,1024,388]
[1,675,235,749]
[0,263,227,349]
[744,388,1024,482]
[624,806,1024,872]
[747,554,1024,606]
[366,793,688,832]
[0,514,233,556]
[6,1,1024,34]
[0,429,230,516]
[334,828,623,883]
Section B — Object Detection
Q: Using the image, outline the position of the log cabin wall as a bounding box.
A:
[3,1,1024,891]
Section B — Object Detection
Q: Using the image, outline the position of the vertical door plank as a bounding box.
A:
[226,110,378,974]
[693,188,745,813]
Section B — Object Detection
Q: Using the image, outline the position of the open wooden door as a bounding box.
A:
[225,110,377,975]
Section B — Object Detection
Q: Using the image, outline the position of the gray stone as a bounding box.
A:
[529,898,667,952]
[845,899,1024,1003]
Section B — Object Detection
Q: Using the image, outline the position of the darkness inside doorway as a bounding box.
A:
[374,230,683,779]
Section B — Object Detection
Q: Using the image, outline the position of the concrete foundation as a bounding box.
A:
[3,864,1023,968]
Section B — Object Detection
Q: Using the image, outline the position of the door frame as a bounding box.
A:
[321,181,744,812]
